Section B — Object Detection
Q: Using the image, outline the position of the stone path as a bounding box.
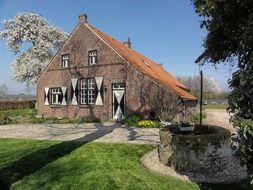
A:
[0,122,159,144]
[141,148,190,181]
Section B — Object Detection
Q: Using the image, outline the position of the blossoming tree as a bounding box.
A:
[0,12,68,85]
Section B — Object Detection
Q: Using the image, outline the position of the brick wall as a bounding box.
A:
[37,22,196,121]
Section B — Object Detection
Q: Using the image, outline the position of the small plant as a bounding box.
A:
[58,117,74,124]
[188,112,207,123]
[44,117,58,124]
[125,113,143,126]
[29,117,46,124]
[136,120,159,128]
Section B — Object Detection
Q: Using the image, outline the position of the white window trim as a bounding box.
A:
[88,50,97,65]
[51,88,62,105]
[62,54,69,68]
[80,78,96,105]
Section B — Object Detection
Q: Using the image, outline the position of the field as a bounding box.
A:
[204,104,228,110]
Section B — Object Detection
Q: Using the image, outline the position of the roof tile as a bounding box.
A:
[88,24,197,100]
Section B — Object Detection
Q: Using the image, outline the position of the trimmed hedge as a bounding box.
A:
[0,100,36,111]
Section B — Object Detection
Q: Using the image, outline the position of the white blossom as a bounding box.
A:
[0,12,68,85]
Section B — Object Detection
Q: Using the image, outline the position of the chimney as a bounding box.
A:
[79,14,88,23]
[123,37,131,48]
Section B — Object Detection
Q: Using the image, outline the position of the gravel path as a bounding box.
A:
[0,122,159,144]
[0,109,233,144]
[204,109,236,132]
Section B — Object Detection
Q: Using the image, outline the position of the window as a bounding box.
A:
[80,78,96,105]
[88,50,97,65]
[62,54,69,68]
[112,83,125,89]
[51,87,62,105]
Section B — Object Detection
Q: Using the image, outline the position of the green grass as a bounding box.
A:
[204,104,228,109]
[0,109,100,125]
[0,139,198,190]
[0,139,251,190]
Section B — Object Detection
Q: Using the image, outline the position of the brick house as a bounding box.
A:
[37,14,197,121]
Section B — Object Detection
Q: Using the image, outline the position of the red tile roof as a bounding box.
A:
[88,24,197,100]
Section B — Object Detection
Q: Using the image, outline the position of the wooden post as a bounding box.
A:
[200,70,203,126]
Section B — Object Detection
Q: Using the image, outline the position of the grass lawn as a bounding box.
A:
[0,109,99,125]
[204,104,228,109]
[0,139,251,190]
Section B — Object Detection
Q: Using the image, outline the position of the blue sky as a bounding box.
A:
[0,0,234,94]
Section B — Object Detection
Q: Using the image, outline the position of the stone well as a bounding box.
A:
[158,126,248,183]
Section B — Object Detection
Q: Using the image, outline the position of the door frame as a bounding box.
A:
[112,83,126,120]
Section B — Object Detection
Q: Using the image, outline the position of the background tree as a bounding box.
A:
[25,81,33,99]
[176,75,220,99]
[0,84,8,99]
[192,0,253,182]
[0,12,68,85]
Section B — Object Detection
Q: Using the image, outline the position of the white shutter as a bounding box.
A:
[71,78,78,105]
[44,87,49,105]
[95,77,103,105]
[61,87,67,106]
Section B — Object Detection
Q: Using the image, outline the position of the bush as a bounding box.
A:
[43,117,58,124]
[125,114,143,126]
[136,120,159,128]
[0,115,12,125]
[188,112,207,123]
[76,117,100,124]
[232,117,253,182]
[29,117,45,124]
[0,100,36,111]
[58,117,74,124]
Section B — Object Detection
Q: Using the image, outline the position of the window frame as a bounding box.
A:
[88,50,98,65]
[50,87,63,105]
[80,78,97,105]
[61,54,70,68]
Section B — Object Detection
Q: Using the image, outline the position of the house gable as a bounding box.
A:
[38,14,195,101]
[38,21,126,83]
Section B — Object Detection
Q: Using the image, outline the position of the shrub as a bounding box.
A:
[30,117,58,124]
[29,117,45,124]
[188,112,207,123]
[75,117,100,124]
[232,117,253,182]
[59,117,74,124]
[44,117,58,124]
[125,114,143,126]
[136,120,159,128]
[0,100,36,111]
[0,115,12,125]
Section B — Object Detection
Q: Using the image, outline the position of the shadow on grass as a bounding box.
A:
[0,123,118,190]
[198,180,253,190]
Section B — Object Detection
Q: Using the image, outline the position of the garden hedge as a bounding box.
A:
[0,100,36,110]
